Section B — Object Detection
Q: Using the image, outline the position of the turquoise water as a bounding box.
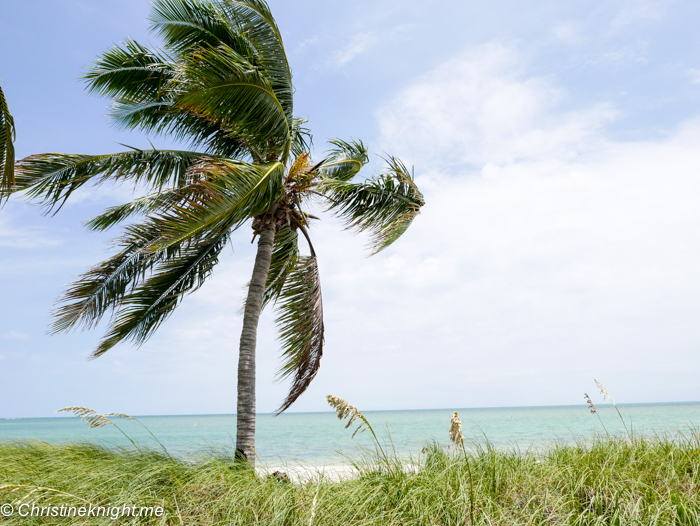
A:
[1,403,699,464]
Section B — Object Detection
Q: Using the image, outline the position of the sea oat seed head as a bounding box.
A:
[57,406,113,429]
[594,378,614,403]
[326,395,370,439]
[449,411,464,450]
[584,393,597,414]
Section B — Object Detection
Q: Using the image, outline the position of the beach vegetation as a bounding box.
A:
[1,432,699,525]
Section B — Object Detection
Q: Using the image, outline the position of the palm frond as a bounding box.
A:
[146,159,285,251]
[83,170,219,231]
[14,149,208,212]
[82,37,249,158]
[290,118,312,159]
[150,0,247,55]
[112,102,249,158]
[318,139,368,182]
[150,0,293,123]
[91,231,231,358]
[262,225,299,308]
[275,256,324,414]
[0,85,16,199]
[321,156,424,255]
[173,43,289,152]
[50,225,166,334]
[51,159,284,339]
[83,189,186,231]
[218,0,293,121]
[83,39,173,102]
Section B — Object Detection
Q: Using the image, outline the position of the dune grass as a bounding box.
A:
[1,432,699,525]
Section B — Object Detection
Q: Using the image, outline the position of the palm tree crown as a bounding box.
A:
[1,0,424,464]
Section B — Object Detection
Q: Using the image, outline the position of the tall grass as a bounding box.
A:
[1,431,699,525]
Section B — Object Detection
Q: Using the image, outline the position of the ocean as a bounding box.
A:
[2,403,699,464]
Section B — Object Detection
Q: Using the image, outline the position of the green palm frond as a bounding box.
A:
[83,188,188,231]
[174,43,289,151]
[149,0,249,56]
[218,1,292,121]
[146,159,285,252]
[51,224,167,334]
[83,39,173,102]
[275,256,324,414]
[14,149,208,212]
[318,139,368,181]
[83,38,248,158]
[150,0,292,121]
[113,102,248,158]
[262,225,299,308]
[290,118,312,159]
[0,86,16,198]
[51,156,272,345]
[321,156,425,255]
[91,231,231,358]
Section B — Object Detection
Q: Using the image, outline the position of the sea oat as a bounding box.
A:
[56,406,145,453]
[592,379,629,436]
[594,379,614,403]
[326,395,370,439]
[449,411,474,524]
[449,412,464,450]
[57,407,114,428]
[584,393,597,414]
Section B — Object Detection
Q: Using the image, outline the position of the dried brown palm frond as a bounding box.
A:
[449,412,464,450]
[275,256,324,414]
[326,395,370,439]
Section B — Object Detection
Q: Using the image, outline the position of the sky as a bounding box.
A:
[2,0,700,418]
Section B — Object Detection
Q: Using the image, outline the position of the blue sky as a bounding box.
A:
[2,0,700,418]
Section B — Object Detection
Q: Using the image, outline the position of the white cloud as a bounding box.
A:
[327,25,412,69]
[552,22,580,44]
[129,41,700,412]
[293,36,319,54]
[0,216,62,249]
[1,331,30,340]
[585,44,649,68]
[688,68,700,85]
[332,32,377,67]
[302,41,700,409]
[610,0,669,30]
[376,42,616,168]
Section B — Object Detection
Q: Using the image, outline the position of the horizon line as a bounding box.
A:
[4,400,700,421]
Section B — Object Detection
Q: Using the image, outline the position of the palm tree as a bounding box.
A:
[0,85,15,196]
[1,0,424,465]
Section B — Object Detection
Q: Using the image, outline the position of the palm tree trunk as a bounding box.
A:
[236,217,276,465]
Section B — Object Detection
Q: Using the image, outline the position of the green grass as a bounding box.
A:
[1,434,700,525]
